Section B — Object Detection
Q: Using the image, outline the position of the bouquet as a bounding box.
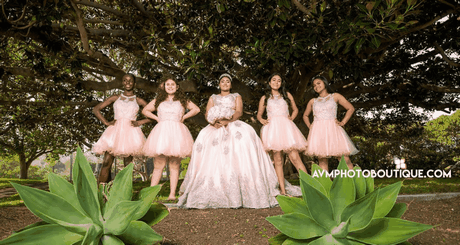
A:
[206,105,234,124]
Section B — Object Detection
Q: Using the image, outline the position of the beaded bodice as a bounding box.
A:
[211,93,240,110]
[157,100,184,122]
[266,95,289,119]
[313,93,337,120]
[113,94,139,120]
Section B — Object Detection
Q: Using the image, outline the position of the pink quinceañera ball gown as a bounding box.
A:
[92,94,146,157]
[260,95,308,152]
[143,100,194,158]
[306,93,358,157]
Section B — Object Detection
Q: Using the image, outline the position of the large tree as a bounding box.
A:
[1,0,459,177]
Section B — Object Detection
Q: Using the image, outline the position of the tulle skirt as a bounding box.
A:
[92,118,145,157]
[261,116,308,152]
[306,119,358,158]
[143,120,194,158]
[178,120,301,209]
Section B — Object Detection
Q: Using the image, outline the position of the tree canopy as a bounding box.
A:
[1,0,460,177]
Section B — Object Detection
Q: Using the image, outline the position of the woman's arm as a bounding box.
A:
[93,95,119,126]
[303,99,314,129]
[257,96,268,125]
[182,101,200,122]
[132,97,152,126]
[141,99,160,122]
[231,94,243,121]
[334,93,354,126]
[287,92,299,120]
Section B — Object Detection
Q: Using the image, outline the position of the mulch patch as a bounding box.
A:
[1,196,459,245]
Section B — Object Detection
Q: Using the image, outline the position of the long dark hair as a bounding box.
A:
[154,74,188,109]
[263,73,290,108]
[311,75,334,94]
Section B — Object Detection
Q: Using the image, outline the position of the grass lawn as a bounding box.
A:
[1,177,459,208]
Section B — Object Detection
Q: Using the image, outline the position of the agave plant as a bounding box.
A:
[0,147,169,245]
[267,158,433,245]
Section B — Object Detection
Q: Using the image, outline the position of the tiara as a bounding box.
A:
[219,73,232,82]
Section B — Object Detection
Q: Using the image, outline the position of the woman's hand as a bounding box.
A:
[131,120,140,127]
[106,120,116,126]
[336,119,345,127]
[259,118,269,125]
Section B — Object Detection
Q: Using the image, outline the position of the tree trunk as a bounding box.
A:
[19,154,28,179]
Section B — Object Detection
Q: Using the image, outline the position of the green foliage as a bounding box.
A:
[266,158,433,245]
[0,157,51,179]
[0,148,168,245]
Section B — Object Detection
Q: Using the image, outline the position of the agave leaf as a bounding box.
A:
[340,189,379,232]
[329,158,355,222]
[307,234,349,245]
[310,165,333,195]
[268,233,289,245]
[352,166,366,200]
[0,224,83,245]
[276,195,311,218]
[103,200,141,235]
[104,164,134,216]
[73,148,103,226]
[266,213,328,240]
[11,182,93,225]
[81,224,103,245]
[348,217,433,245]
[100,235,124,245]
[98,184,106,214]
[35,210,93,235]
[48,173,86,215]
[365,175,374,194]
[386,202,407,218]
[139,203,170,226]
[301,180,337,230]
[132,185,162,221]
[299,170,328,198]
[373,181,402,218]
[13,221,48,233]
[281,237,317,244]
[118,221,163,245]
[331,218,350,239]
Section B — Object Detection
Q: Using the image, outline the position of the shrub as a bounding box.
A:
[0,147,169,245]
[266,158,433,245]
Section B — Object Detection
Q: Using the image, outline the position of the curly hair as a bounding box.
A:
[263,73,291,109]
[154,74,188,109]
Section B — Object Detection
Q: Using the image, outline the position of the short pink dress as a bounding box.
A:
[143,100,194,158]
[92,94,146,157]
[306,93,358,157]
[260,95,308,152]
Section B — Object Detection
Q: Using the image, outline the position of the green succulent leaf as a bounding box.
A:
[373,181,402,218]
[0,224,83,245]
[100,235,124,245]
[310,165,333,195]
[105,163,134,216]
[11,182,93,226]
[281,237,317,244]
[386,202,407,218]
[266,213,328,240]
[48,173,86,215]
[73,148,103,226]
[299,170,328,198]
[365,175,374,194]
[341,189,379,232]
[13,221,48,233]
[276,195,311,218]
[35,210,93,235]
[329,158,355,222]
[139,202,169,226]
[268,233,289,245]
[301,180,337,230]
[132,185,162,221]
[348,217,433,244]
[352,166,366,199]
[81,224,103,245]
[119,221,163,245]
[104,200,141,235]
[331,218,350,239]
[307,234,349,245]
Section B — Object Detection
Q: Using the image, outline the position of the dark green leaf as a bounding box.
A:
[266,213,328,240]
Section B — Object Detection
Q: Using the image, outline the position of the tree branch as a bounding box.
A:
[73,0,128,18]
[434,42,460,67]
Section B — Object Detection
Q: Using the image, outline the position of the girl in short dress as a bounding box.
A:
[92,73,150,184]
[303,76,358,171]
[142,75,200,200]
[257,73,308,195]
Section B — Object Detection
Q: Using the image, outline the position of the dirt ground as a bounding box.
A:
[0,196,459,245]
